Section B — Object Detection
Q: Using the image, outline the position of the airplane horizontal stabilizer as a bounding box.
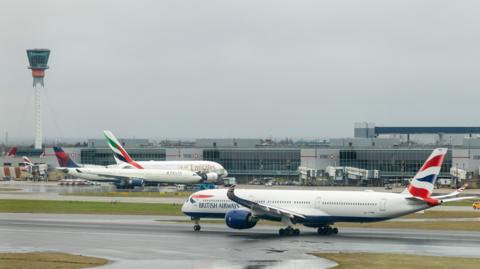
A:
[432,184,468,199]
[440,196,478,203]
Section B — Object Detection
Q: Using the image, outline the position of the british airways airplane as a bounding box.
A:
[182,148,476,236]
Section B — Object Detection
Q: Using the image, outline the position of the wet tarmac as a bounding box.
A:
[1,213,480,269]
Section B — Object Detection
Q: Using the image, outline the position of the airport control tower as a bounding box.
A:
[26,49,50,150]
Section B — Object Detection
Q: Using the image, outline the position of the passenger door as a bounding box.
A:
[315,197,322,209]
[379,198,387,211]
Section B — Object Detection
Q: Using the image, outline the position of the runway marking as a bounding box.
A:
[0,227,193,239]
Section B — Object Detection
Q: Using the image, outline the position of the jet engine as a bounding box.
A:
[198,172,219,182]
[128,179,145,187]
[114,178,145,189]
[225,209,258,229]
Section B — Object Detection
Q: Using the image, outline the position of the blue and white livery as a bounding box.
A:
[182,148,476,235]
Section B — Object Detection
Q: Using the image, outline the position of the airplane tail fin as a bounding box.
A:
[5,147,17,157]
[22,156,33,166]
[103,130,143,169]
[53,147,80,168]
[403,148,448,199]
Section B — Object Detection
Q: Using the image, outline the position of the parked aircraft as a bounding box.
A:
[21,156,47,178]
[21,156,33,172]
[54,147,204,187]
[4,147,17,157]
[103,130,227,181]
[53,147,119,183]
[182,148,477,235]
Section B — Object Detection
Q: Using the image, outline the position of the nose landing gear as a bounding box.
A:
[192,218,201,232]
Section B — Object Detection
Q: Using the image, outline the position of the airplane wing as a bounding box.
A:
[226,185,306,220]
[75,168,137,181]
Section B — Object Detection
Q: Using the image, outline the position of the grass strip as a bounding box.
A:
[0,252,108,269]
[312,252,480,269]
[62,191,191,198]
[336,221,480,231]
[443,199,478,207]
[0,199,183,215]
[0,188,21,192]
[402,210,480,218]
[62,192,479,206]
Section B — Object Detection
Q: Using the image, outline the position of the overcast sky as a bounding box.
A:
[1,0,480,142]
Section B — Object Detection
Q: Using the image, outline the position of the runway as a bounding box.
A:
[1,213,480,269]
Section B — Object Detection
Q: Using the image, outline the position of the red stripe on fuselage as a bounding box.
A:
[192,194,213,199]
[420,155,444,172]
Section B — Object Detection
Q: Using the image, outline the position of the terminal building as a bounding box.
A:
[78,138,300,182]
[2,123,480,187]
[300,123,480,187]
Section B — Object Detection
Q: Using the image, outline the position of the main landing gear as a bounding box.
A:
[278,216,300,236]
[192,218,201,232]
[317,226,338,235]
[279,227,300,236]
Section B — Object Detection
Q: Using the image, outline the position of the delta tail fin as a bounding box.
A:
[53,147,80,168]
[103,130,143,169]
[403,148,447,198]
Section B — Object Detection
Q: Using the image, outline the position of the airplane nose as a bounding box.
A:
[181,200,189,213]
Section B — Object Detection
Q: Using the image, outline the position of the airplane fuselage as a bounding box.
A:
[124,160,228,178]
[61,161,227,184]
[182,189,431,226]
[77,167,203,184]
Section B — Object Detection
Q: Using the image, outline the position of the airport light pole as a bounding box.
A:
[26,49,50,150]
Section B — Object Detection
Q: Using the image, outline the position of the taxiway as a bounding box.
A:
[1,213,479,269]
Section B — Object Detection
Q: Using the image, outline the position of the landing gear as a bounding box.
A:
[278,216,299,236]
[279,227,300,236]
[317,226,338,236]
[192,217,201,232]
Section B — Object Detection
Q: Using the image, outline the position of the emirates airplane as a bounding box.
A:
[182,148,476,236]
[103,130,228,181]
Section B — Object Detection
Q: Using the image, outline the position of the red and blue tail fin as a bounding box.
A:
[103,130,143,169]
[53,147,80,168]
[404,148,447,198]
[5,147,17,157]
